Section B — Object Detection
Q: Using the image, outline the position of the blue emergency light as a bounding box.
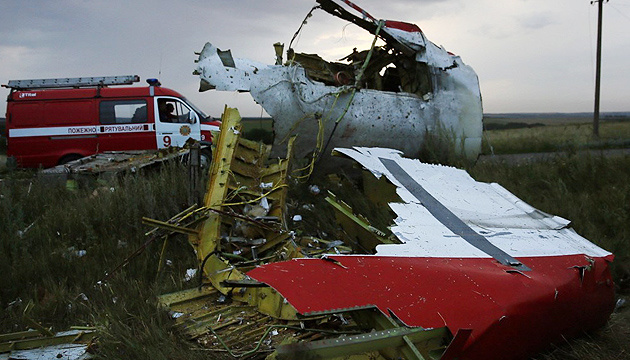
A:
[146,78,161,86]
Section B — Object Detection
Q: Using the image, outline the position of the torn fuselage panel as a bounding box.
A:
[195,1,483,163]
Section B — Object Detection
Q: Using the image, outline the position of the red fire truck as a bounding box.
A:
[3,75,220,168]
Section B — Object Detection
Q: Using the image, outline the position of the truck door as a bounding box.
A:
[154,97,201,148]
[98,99,155,152]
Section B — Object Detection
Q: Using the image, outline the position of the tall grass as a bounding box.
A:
[0,163,211,359]
[532,307,630,360]
[469,154,630,288]
[470,154,629,360]
[483,121,630,155]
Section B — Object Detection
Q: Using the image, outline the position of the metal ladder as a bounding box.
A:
[2,75,140,90]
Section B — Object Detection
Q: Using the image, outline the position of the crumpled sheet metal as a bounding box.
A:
[0,329,95,360]
[195,0,483,162]
[196,45,482,162]
[1,344,91,360]
[375,20,454,68]
[247,147,615,360]
[40,149,189,175]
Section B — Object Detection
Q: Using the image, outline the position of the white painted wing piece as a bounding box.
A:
[334,147,612,259]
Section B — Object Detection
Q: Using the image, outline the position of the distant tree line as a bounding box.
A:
[484,122,545,131]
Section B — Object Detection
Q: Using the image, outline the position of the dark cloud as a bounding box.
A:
[0,0,320,116]
[1,0,628,114]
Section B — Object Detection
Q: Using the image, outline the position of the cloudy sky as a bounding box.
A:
[1,0,628,117]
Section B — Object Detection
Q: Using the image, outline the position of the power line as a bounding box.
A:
[609,3,630,21]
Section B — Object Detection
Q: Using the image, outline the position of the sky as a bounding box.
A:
[1,0,629,117]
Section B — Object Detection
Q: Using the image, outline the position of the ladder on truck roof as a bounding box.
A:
[2,75,140,90]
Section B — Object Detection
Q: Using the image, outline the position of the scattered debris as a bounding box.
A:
[0,107,616,359]
[16,221,36,238]
[40,147,193,180]
[184,269,197,282]
[150,108,456,359]
[0,328,96,360]
[152,109,615,359]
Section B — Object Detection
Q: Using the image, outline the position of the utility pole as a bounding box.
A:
[592,0,608,138]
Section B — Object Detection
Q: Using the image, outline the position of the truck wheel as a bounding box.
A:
[58,154,83,165]
[200,149,212,169]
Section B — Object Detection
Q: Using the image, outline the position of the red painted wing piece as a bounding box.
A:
[248,254,614,360]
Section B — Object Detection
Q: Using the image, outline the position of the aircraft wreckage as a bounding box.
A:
[194,0,483,163]
[1,2,614,358]
[152,109,613,360]
[0,109,614,359]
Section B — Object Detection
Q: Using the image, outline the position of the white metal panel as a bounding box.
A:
[195,42,483,161]
[335,147,613,259]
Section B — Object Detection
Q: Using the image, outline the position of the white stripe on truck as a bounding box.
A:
[9,124,153,138]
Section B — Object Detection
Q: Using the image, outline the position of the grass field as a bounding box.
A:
[0,119,629,359]
[483,120,630,155]
[0,164,211,359]
[484,112,630,126]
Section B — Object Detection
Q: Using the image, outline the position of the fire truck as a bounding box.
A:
[3,75,220,168]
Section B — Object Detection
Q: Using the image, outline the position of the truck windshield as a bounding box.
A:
[183,98,209,120]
